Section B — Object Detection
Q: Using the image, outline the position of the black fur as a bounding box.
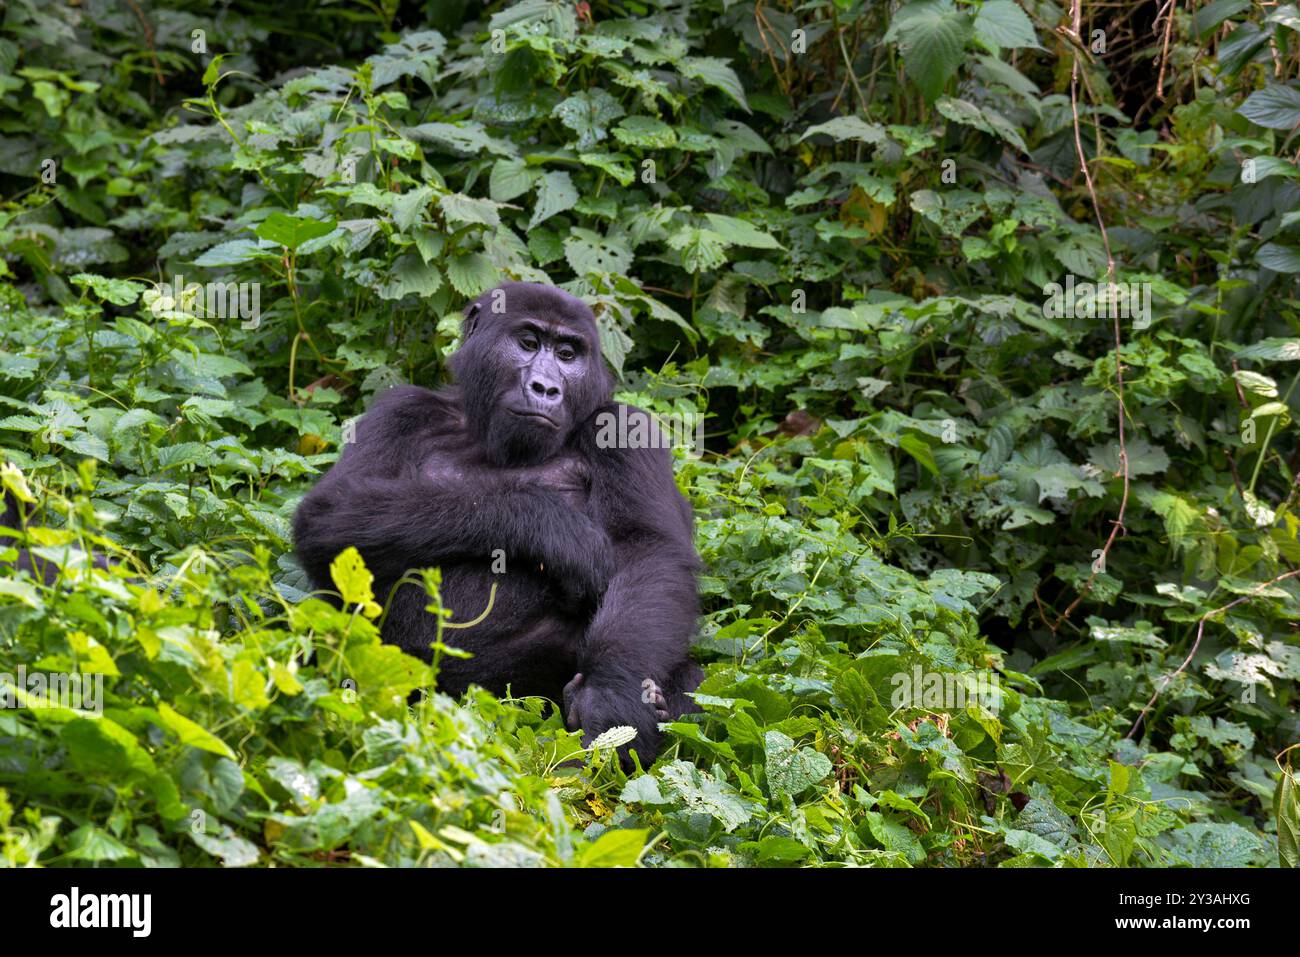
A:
[293,282,702,766]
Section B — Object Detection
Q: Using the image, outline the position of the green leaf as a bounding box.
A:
[799,116,888,145]
[935,96,1026,151]
[885,0,973,102]
[764,730,833,798]
[344,642,432,710]
[1238,84,1300,130]
[1235,337,1300,362]
[680,57,750,112]
[657,760,756,833]
[155,703,236,759]
[329,546,381,615]
[66,825,134,862]
[1193,0,1251,37]
[1257,242,1300,273]
[446,253,499,297]
[613,116,678,148]
[703,213,783,250]
[1088,437,1170,477]
[439,193,502,229]
[552,90,625,150]
[1276,764,1300,868]
[667,226,729,274]
[392,186,434,232]
[255,213,337,251]
[575,828,648,867]
[528,171,578,230]
[973,0,1040,51]
[378,253,442,300]
[70,273,147,305]
[489,158,537,202]
[564,227,633,275]
[191,826,260,867]
[191,240,268,267]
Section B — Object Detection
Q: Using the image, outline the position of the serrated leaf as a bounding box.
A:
[973,0,1040,51]
[329,546,381,616]
[377,253,442,300]
[446,253,499,297]
[885,0,973,102]
[799,116,888,145]
[529,171,578,230]
[392,186,433,232]
[489,158,536,202]
[439,193,502,229]
[552,90,625,150]
[564,228,633,275]
[613,116,677,148]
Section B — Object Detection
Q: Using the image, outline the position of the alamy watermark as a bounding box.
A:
[0,667,103,714]
[890,665,1001,714]
[1042,274,1151,330]
[594,406,706,458]
[144,274,261,329]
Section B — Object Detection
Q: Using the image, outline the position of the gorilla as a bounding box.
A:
[292,282,702,767]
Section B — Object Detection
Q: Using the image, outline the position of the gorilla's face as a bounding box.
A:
[451,283,612,466]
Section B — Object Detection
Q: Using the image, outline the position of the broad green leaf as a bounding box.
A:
[799,116,888,145]
[974,0,1040,51]
[703,213,783,249]
[679,57,750,111]
[1257,242,1300,273]
[255,213,336,251]
[575,828,648,867]
[446,253,499,297]
[529,171,578,230]
[885,0,973,102]
[764,730,833,798]
[489,158,536,202]
[378,253,442,300]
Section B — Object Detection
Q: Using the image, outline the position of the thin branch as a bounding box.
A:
[1051,0,1130,630]
[1155,0,1179,100]
[1125,569,1300,739]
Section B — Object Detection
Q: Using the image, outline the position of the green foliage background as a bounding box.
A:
[1,0,1299,867]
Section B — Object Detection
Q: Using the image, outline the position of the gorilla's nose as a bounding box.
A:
[528,378,562,404]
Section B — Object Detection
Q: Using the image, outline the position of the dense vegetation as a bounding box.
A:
[1,0,1298,868]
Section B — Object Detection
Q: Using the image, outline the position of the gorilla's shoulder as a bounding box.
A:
[366,384,462,418]
[364,385,463,433]
[580,403,676,469]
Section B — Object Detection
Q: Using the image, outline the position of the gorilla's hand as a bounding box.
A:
[641,678,670,720]
[532,456,589,508]
[542,509,615,609]
[563,672,666,769]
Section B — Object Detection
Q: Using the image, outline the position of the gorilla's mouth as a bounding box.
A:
[509,408,560,429]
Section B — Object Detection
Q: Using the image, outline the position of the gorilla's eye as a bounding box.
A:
[519,333,540,352]
[557,345,577,362]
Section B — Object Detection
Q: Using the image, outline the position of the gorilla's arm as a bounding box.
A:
[292,387,613,601]
[564,411,700,755]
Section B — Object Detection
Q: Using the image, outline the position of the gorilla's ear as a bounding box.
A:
[462,300,482,340]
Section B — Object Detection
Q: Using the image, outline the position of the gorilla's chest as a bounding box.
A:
[419,449,591,509]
